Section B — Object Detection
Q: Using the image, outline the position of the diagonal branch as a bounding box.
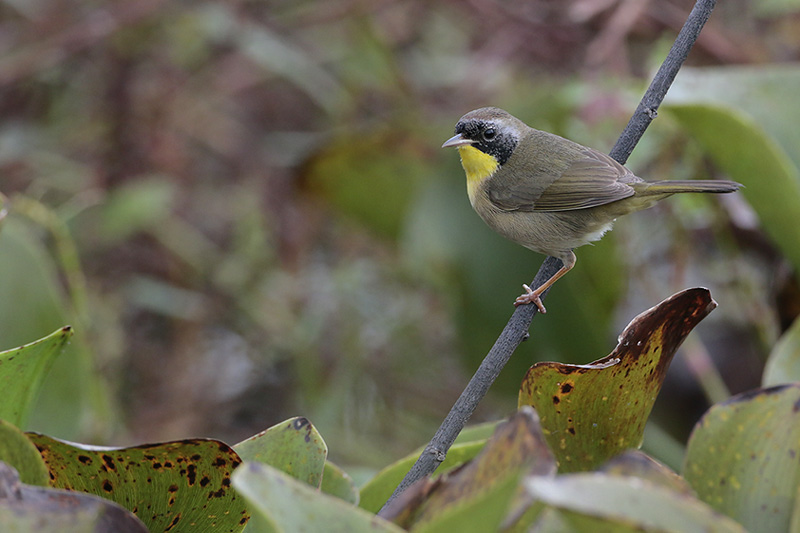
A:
[379,0,717,515]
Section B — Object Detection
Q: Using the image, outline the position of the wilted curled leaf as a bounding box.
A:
[358,421,499,514]
[519,288,716,472]
[382,407,555,530]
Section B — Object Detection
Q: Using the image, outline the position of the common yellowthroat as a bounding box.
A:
[443,107,741,313]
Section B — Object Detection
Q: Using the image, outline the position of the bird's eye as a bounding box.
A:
[483,128,496,141]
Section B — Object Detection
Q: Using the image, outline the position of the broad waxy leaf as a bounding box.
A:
[519,288,716,472]
[0,462,148,533]
[26,434,249,532]
[234,417,327,489]
[232,461,404,533]
[526,474,746,532]
[0,327,72,427]
[383,407,554,531]
[683,383,800,533]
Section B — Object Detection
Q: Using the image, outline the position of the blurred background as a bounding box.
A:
[2,0,800,479]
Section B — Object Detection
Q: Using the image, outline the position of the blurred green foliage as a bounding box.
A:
[1,0,800,479]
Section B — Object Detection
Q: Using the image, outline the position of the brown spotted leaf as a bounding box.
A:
[0,462,148,532]
[519,288,716,472]
[683,383,800,533]
[25,434,249,532]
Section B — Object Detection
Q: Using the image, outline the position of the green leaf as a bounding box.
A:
[683,383,800,533]
[359,441,488,515]
[0,327,72,428]
[0,462,148,533]
[358,421,499,514]
[519,288,716,472]
[525,507,589,533]
[0,420,48,486]
[234,417,327,489]
[232,462,404,533]
[665,66,800,273]
[791,484,800,533]
[669,103,800,271]
[450,421,501,444]
[529,506,645,533]
[383,408,554,531]
[321,461,359,505]
[667,66,800,166]
[26,434,249,532]
[0,218,100,440]
[597,449,692,495]
[763,315,800,387]
[527,474,746,532]
[410,471,521,533]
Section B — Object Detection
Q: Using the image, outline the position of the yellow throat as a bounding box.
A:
[457,145,499,205]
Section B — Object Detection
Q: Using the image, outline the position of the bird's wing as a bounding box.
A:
[488,148,637,212]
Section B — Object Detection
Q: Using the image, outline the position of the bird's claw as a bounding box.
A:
[514,284,547,314]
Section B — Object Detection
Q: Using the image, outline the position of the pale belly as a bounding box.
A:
[477,207,615,258]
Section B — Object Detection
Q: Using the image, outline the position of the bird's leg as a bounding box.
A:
[514,252,576,313]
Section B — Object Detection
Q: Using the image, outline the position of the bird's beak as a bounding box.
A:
[442,134,475,148]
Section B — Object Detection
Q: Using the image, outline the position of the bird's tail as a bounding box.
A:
[643,180,741,195]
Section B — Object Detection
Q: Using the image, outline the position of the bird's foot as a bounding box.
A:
[514,284,547,314]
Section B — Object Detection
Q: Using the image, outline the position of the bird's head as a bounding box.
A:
[442,107,523,185]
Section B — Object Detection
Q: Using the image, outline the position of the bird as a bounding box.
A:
[442,106,741,314]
